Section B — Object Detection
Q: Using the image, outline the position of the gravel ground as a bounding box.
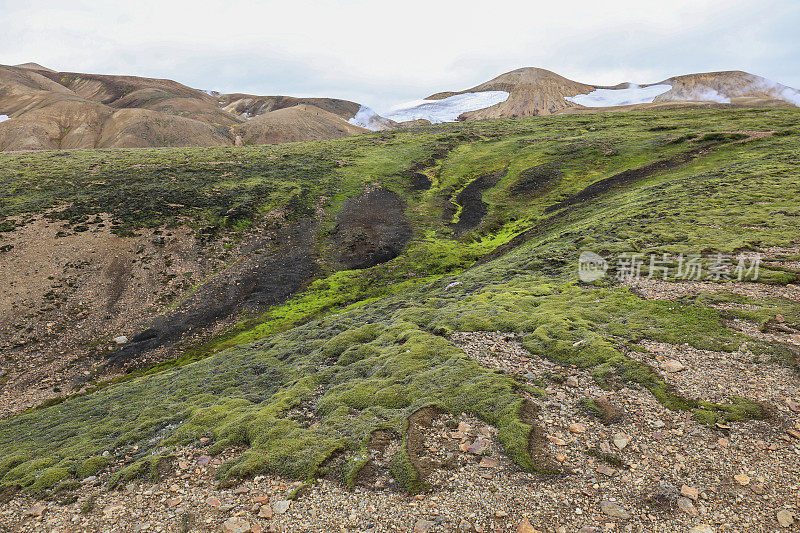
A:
[4,330,799,533]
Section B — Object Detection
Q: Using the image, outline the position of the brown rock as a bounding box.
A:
[478,457,500,468]
[467,437,490,454]
[206,496,221,508]
[222,517,251,533]
[677,497,698,516]
[517,518,541,533]
[166,497,183,507]
[597,464,615,477]
[600,500,631,519]
[660,360,685,373]
[569,423,586,434]
[777,509,796,528]
[258,505,273,519]
[681,485,699,500]
[734,473,751,485]
[24,503,46,517]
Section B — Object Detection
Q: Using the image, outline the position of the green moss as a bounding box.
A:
[76,456,111,479]
[1,107,800,493]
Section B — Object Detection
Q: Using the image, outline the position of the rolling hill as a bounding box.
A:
[0,106,799,530]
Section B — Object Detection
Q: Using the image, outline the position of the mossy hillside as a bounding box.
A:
[1,108,800,493]
[0,317,542,494]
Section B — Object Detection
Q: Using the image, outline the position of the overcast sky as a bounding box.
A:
[1,0,798,111]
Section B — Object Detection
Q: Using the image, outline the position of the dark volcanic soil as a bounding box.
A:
[333,188,412,270]
[451,171,504,236]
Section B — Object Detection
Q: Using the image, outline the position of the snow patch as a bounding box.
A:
[565,84,672,107]
[381,91,509,124]
[0,115,9,123]
[349,106,388,131]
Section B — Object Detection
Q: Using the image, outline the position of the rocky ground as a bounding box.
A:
[3,325,799,532]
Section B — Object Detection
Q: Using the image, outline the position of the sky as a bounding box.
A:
[1,0,799,111]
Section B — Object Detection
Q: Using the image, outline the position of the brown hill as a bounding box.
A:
[423,67,799,121]
[427,67,595,119]
[653,70,799,106]
[220,94,361,121]
[236,104,367,145]
[0,65,374,151]
[0,64,240,151]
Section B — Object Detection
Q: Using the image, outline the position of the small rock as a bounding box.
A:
[467,437,491,454]
[566,376,579,387]
[777,509,796,528]
[24,503,47,517]
[734,473,750,485]
[597,464,616,477]
[258,505,273,519]
[113,335,128,345]
[205,496,221,508]
[681,485,699,501]
[166,497,183,508]
[414,519,435,533]
[660,360,685,372]
[196,455,212,466]
[678,497,698,516]
[688,526,714,533]
[600,500,631,519]
[221,517,251,533]
[569,423,586,434]
[517,518,540,533]
[272,500,290,514]
[613,433,631,450]
[478,457,499,468]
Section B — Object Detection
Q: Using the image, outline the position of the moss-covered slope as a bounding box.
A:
[1,108,799,495]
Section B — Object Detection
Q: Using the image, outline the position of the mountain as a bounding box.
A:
[383,67,800,123]
[0,64,373,151]
[236,103,368,144]
[2,63,799,151]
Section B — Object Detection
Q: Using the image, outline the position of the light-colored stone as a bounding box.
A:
[660,359,685,372]
[221,517,251,533]
[678,497,698,516]
[600,500,631,519]
[113,335,128,345]
[734,473,751,485]
[569,422,586,434]
[688,526,714,533]
[414,519,435,533]
[517,518,540,533]
[613,433,631,450]
[272,500,291,514]
[777,509,796,528]
[681,485,699,501]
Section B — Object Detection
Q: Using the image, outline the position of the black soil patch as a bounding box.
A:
[451,170,505,236]
[333,188,412,270]
[407,172,432,191]
[512,164,562,195]
[518,399,561,475]
[544,148,706,214]
[104,220,317,370]
[404,406,440,483]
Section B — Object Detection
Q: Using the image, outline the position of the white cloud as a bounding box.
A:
[0,0,798,110]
